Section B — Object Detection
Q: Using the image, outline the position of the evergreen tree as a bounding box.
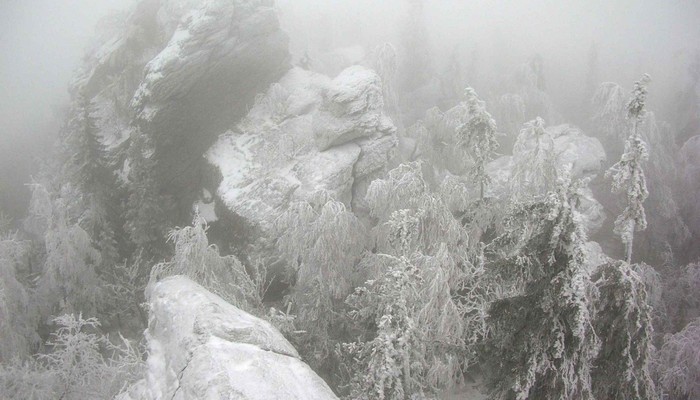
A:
[606,74,651,264]
[124,130,169,261]
[591,261,656,399]
[485,168,599,400]
[458,87,499,200]
[64,95,121,269]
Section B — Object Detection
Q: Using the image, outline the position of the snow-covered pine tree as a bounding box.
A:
[458,87,499,200]
[606,74,651,264]
[484,167,599,400]
[591,260,656,399]
[124,129,169,261]
[510,117,558,199]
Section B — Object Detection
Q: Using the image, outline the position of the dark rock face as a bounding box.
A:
[131,1,290,218]
[74,0,290,222]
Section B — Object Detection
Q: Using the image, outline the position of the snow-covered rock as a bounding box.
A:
[207,66,397,232]
[132,276,338,400]
[549,124,606,178]
[313,66,395,151]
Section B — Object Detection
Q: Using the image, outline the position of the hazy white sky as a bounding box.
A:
[0,0,134,137]
[0,0,134,218]
[0,0,698,218]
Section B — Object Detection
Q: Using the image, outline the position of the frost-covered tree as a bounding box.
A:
[510,117,558,199]
[0,231,39,362]
[606,74,651,264]
[150,211,260,312]
[591,261,656,400]
[274,191,367,367]
[656,317,700,399]
[343,163,489,397]
[0,314,143,400]
[30,184,103,318]
[124,130,169,260]
[344,254,424,400]
[345,248,477,399]
[458,87,499,200]
[484,168,599,400]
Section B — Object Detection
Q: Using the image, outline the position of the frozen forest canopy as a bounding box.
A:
[1,0,699,399]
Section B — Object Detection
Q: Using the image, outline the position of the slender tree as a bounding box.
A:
[458,87,499,200]
[606,74,651,264]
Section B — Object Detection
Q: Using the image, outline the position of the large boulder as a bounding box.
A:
[206,66,397,232]
[121,276,338,400]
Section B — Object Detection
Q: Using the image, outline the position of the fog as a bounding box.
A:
[1,0,699,220]
[0,0,134,219]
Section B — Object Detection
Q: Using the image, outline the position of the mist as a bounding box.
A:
[0,0,134,220]
[2,0,698,220]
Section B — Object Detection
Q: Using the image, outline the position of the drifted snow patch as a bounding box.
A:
[120,276,337,400]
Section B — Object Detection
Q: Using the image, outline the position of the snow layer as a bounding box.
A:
[207,66,397,232]
[130,276,338,400]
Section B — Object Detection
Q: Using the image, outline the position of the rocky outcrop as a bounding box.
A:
[312,66,394,151]
[120,276,338,400]
[206,66,397,232]
[74,0,290,217]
